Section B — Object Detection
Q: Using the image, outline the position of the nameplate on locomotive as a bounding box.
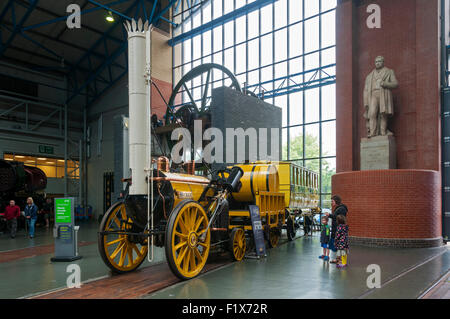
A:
[175,191,193,199]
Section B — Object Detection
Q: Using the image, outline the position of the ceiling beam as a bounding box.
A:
[1,21,125,71]
[16,0,124,43]
[0,0,39,56]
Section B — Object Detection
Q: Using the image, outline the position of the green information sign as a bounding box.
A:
[55,198,72,224]
[39,145,54,154]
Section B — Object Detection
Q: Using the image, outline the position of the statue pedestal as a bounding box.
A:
[360,136,396,170]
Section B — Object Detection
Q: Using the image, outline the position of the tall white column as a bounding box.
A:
[125,19,150,195]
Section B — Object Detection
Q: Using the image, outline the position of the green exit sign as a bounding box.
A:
[39,145,54,154]
[55,198,72,224]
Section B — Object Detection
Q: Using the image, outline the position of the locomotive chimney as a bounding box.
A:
[124,19,151,195]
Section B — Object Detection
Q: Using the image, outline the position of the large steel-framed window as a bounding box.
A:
[172,0,336,209]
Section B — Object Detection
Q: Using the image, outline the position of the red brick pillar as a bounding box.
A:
[333,0,442,247]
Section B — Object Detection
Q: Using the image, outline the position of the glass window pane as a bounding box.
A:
[289,24,303,57]
[321,47,335,67]
[248,39,259,71]
[321,10,336,48]
[305,17,319,52]
[248,10,259,39]
[305,158,320,173]
[305,0,319,18]
[289,92,303,126]
[322,0,337,12]
[322,84,336,120]
[289,0,303,23]
[260,4,273,35]
[305,51,319,71]
[289,57,303,77]
[321,194,332,210]
[322,121,336,157]
[305,123,320,158]
[261,34,273,66]
[305,88,320,123]
[213,26,223,52]
[224,0,233,15]
[274,0,287,29]
[321,157,336,194]
[235,16,246,44]
[289,126,303,160]
[183,40,191,63]
[203,31,211,56]
[235,44,246,74]
[282,128,288,161]
[274,29,287,62]
[236,0,246,10]
[213,0,222,19]
[275,95,288,128]
[248,70,259,87]
[224,48,234,74]
[224,21,234,48]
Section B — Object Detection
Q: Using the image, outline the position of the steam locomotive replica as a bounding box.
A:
[0,159,47,230]
[98,159,319,280]
[98,19,320,280]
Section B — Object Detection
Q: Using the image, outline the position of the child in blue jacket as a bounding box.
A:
[319,216,330,261]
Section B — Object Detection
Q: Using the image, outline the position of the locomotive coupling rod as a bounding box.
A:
[99,230,163,236]
[199,191,228,242]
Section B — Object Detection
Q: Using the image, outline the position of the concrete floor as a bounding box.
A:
[1,222,449,299]
[0,221,166,299]
[146,237,450,299]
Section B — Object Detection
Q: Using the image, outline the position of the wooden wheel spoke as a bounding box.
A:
[175,240,187,251]
[118,242,127,267]
[176,246,188,266]
[106,237,125,247]
[189,248,197,270]
[127,244,134,266]
[120,206,127,221]
[110,216,121,229]
[110,240,126,260]
[178,217,189,234]
[183,249,191,273]
[130,243,143,258]
[194,216,205,233]
[198,241,208,248]
[183,208,191,230]
[193,247,203,263]
[197,229,207,236]
[187,207,195,230]
[191,208,198,231]
[175,231,188,239]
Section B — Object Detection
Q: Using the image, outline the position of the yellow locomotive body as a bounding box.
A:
[276,161,320,212]
[227,163,286,248]
[98,161,319,280]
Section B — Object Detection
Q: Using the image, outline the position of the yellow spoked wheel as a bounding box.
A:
[98,201,148,274]
[230,228,246,261]
[165,200,210,280]
[268,227,281,248]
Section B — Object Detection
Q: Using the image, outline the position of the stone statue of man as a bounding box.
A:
[363,56,399,137]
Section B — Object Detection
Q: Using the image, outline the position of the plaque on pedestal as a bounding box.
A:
[360,136,396,170]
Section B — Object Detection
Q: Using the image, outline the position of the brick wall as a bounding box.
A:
[334,0,442,246]
[336,0,441,172]
[332,170,441,240]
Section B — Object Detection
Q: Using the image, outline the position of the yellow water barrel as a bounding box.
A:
[231,163,280,202]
